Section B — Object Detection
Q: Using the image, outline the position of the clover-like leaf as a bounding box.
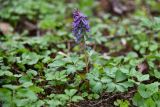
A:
[22,52,40,65]
[138,82,159,98]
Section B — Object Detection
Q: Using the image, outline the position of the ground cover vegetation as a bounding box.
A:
[0,0,160,107]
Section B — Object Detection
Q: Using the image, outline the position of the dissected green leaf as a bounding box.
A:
[138,82,159,98]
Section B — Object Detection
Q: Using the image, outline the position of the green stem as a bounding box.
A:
[81,40,89,73]
[12,90,15,107]
[80,34,90,92]
[84,48,89,73]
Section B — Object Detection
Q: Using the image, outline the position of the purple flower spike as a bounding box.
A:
[72,9,90,43]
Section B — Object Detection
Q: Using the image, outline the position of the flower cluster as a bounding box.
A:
[72,10,90,43]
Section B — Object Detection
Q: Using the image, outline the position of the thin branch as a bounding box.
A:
[69,103,81,107]
[90,90,136,106]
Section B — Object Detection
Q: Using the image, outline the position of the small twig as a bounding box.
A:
[24,21,37,30]
[90,90,136,107]
[69,103,81,107]
[67,41,71,54]
[90,93,121,106]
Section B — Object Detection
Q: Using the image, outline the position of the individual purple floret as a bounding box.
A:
[72,9,90,43]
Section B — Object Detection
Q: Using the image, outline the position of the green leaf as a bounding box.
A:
[116,84,125,92]
[29,85,44,93]
[27,69,37,76]
[120,68,129,74]
[57,94,69,101]
[138,82,159,98]
[114,99,130,107]
[47,99,62,107]
[65,89,77,97]
[107,82,116,92]
[144,98,156,107]
[92,82,103,93]
[71,96,84,102]
[115,70,127,82]
[132,93,144,106]
[22,52,40,65]
[101,77,112,83]
[93,94,100,99]
[118,81,134,88]
[16,88,37,101]
[153,70,160,79]
[19,75,32,83]
[0,88,12,103]
[76,61,86,70]
[45,70,67,83]
[0,70,13,76]
[137,74,149,82]
[66,65,77,74]
[105,67,117,78]
[82,92,88,98]
[149,44,158,51]
[48,60,66,67]
[22,82,33,87]
[3,84,20,90]
[127,52,138,58]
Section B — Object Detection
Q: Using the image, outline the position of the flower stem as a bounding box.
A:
[80,40,90,92]
[81,40,89,73]
[84,48,89,73]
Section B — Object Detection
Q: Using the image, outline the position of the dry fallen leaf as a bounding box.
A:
[137,61,149,73]
[0,22,13,34]
[100,0,135,15]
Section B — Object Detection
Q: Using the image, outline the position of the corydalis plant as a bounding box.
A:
[72,9,90,43]
[72,9,90,73]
